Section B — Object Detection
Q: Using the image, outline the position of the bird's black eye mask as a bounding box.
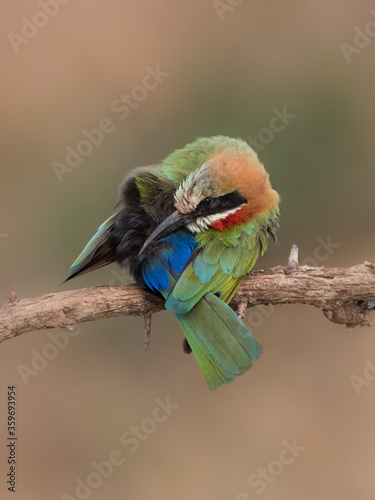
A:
[195,190,248,216]
[139,191,247,255]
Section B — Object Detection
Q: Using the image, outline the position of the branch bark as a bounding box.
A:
[1,246,375,344]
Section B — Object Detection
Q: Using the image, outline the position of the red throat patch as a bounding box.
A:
[211,207,249,231]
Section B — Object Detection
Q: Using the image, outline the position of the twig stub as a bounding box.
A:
[285,244,299,275]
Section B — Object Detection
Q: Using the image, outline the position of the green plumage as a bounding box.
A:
[161,136,258,187]
[65,136,280,390]
[161,211,279,390]
[63,213,118,282]
[177,293,263,390]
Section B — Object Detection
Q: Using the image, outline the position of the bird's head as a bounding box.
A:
[140,138,279,254]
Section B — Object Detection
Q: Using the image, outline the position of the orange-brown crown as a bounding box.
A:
[205,150,280,219]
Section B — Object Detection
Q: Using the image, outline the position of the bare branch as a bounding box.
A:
[1,246,375,344]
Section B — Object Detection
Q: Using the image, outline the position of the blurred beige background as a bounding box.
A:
[1,1,375,499]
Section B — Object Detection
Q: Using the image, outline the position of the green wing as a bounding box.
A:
[165,231,262,315]
[164,228,265,390]
[63,213,118,283]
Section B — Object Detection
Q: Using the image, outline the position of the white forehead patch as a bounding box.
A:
[174,164,211,214]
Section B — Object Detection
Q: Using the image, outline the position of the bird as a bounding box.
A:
[64,136,280,390]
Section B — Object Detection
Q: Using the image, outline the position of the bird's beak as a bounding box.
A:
[139,210,191,255]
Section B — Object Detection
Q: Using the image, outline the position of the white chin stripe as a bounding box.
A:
[187,204,246,233]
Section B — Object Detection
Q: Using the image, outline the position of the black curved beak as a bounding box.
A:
[139,210,192,255]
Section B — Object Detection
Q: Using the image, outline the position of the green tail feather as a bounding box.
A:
[177,293,262,390]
